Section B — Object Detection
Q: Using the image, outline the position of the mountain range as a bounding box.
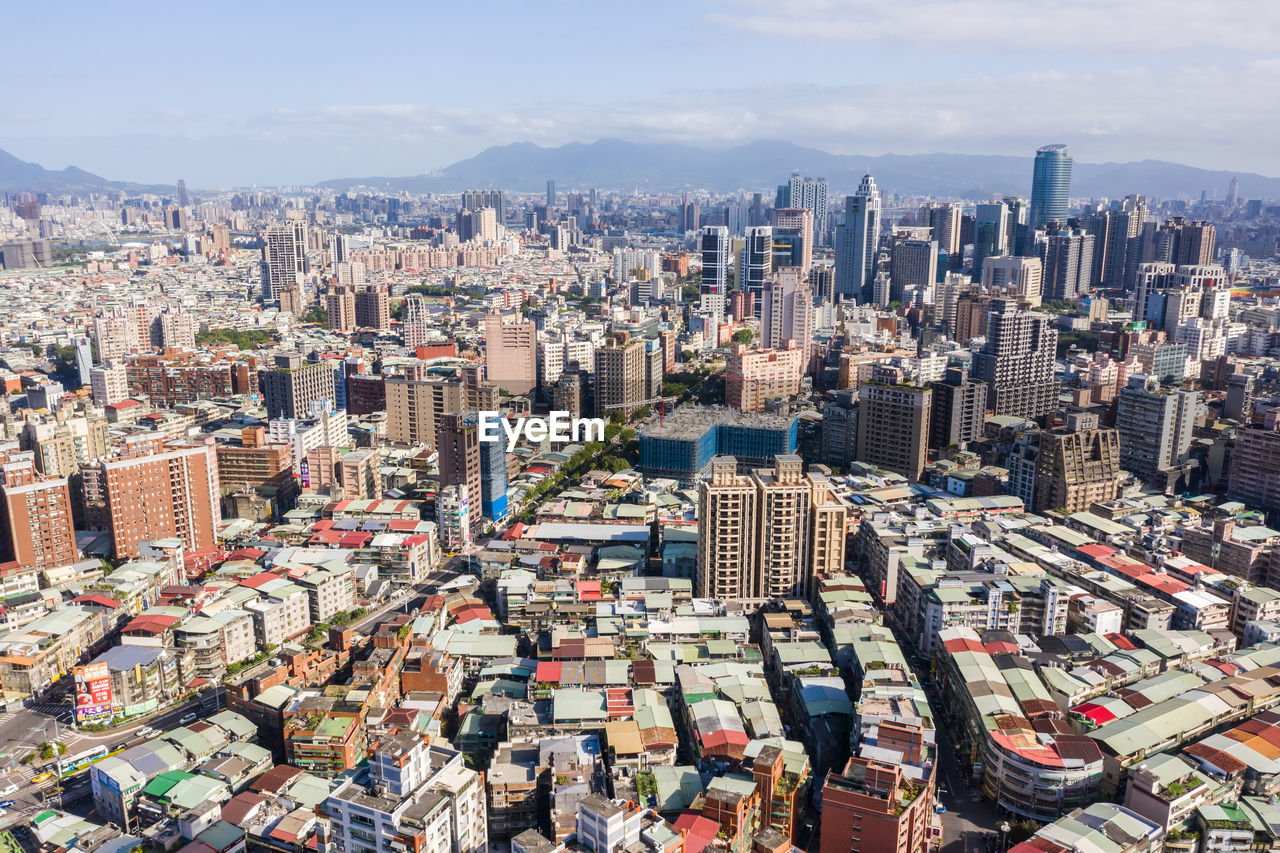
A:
[316,139,1280,201]
[3,139,1278,200]
[0,148,170,194]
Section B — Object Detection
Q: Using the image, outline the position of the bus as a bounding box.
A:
[56,744,107,776]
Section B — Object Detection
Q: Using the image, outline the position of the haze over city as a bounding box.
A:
[1,5,1280,853]
[2,1,1279,185]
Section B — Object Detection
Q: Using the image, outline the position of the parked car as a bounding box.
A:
[179,712,197,725]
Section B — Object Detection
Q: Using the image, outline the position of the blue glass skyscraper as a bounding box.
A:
[478,412,508,521]
[1029,144,1072,228]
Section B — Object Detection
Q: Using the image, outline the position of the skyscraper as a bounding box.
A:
[761,268,813,353]
[1042,228,1095,301]
[699,226,731,317]
[261,222,307,302]
[546,180,556,208]
[786,172,829,246]
[0,458,78,571]
[971,299,1059,420]
[835,175,881,303]
[176,179,188,207]
[1028,144,1072,228]
[331,232,350,266]
[697,457,757,600]
[889,238,938,302]
[772,207,814,274]
[740,226,774,315]
[462,189,506,224]
[478,413,508,522]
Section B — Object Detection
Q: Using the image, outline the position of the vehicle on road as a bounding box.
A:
[56,744,107,775]
[179,712,197,725]
[137,726,155,737]
[0,784,16,796]
[0,800,14,808]
[31,772,53,784]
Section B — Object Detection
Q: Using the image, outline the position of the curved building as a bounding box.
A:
[1029,144,1073,228]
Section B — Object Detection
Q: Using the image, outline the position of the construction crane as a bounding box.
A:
[600,395,681,424]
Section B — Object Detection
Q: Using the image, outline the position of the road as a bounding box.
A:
[351,553,474,635]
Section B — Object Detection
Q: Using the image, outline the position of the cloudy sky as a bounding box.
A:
[4,0,1278,186]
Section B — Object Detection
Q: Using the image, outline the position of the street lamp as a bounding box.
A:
[1000,821,1011,851]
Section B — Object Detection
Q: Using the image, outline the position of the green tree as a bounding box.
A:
[303,305,328,325]
[732,329,753,345]
[196,328,278,349]
[1057,330,1100,358]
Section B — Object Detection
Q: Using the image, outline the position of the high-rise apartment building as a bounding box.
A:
[0,458,77,570]
[975,202,1010,255]
[855,366,932,481]
[697,456,757,600]
[384,374,499,447]
[835,175,881,303]
[595,335,648,418]
[438,413,483,535]
[928,367,986,451]
[1229,421,1280,512]
[1029,144,1072,228]
[726,343,805,412]
[754,455,812,599]
[331,232,350,266]
[484,313,537,394]
[981,255,1043,307]
[696,454,846,601]
[90,366,129,407]
[326,285,357,332]
[462,189,506,224]
[1115,375,1197,491]
[971,299,1059,420]
[761,268,813,353]
[1042,228,1094,301]
[740,226,774,314]
[261,222,307,302]
[82,436,221,560]
[1032,412,1121,513]
[546,180,556,208]
[260,354,337,421]
[355,285,390,330]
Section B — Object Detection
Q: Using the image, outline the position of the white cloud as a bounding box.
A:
[247,60,1280,175]
[702,0,1280,53]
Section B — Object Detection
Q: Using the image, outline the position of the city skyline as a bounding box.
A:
[1,1,1277,185]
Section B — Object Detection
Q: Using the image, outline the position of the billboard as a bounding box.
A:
[74,662,112,721]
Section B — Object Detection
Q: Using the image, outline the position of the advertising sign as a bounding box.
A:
[74,662,112,721]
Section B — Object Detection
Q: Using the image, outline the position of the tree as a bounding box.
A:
[1057,330,1100,358]
[302,305,328,325]
[196,328,278,349]
[732,329,754,345]
[680,349,695,363]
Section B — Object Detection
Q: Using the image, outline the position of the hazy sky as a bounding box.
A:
[4,0,1278,186]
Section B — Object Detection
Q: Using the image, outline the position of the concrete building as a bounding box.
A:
[928,367,986,451]
[384,374,498,448]
[260,354,336,421]
[355,285,390,330]
[1229,424,1280,512]
[262,222,307,302]
[835,175,881,303]
[856,366,931,482]
[761,268,813,354]
[981,255,1044,307]
[820,757,934,853]
[326,286,357,332]
[0,459,78,570]
[971,299,1059,420]
[1115,375,1197,491]
[484,313,537,394]
[595,335,647,418]
[1032,413,1121,514]
[726,343,804,413]
[438,413,482,536]
[82,436,221,560]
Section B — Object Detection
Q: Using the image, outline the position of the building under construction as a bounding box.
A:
[638,405,798,484]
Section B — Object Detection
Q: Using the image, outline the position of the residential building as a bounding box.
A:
[595,335,647,418]
[971,299,1059,420]
[928,367,986,451]
[485,313,537,394]
[761,268,812,353]
[726,343,804,413]
[856,366,931,481]
[261,354,336,421]
[1115,375,1197,491]
[1032,413,1121,513]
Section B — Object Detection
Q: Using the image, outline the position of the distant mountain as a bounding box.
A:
[318,139,1280,200]
[0,148,166,194]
